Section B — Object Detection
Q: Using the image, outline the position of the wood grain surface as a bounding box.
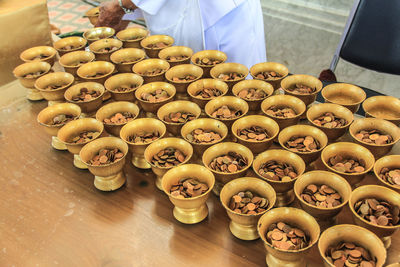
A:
[0,88,399,267]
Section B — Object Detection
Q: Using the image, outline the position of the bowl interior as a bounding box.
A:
[187,78,229,99]
[96,101,139,125]
[158,46,194,61]
[65,82,105,102]
[35,72,74,90]
[181,118,228,144]
[13,61,51,78]
[165,64,203,82]
[281,74,323,96]
[210,63,249,79]
[110,48,146,64]
[278,125,328,154]
[104,73,144,93]
[363,96,400,121]
[79,137,128,165]
[37,103,81,126]
[133,59,170,76]
[59,51,95,67]
[140,35,174,49]
[77,61,115,79]
[307,103,354,128]
[232,115,280,142]
[20,46,57,61]
[54,36,87,51]
[144,138,193,167]
[89,38,122,54]
[83,27,115,41]
[232,79,274,101]
[191,50,227,66]
[57,118,104,144]
[116,27,148,41]
[261,95,306,118]
[204,96,249,120]
[157,100,201,123]
[321,83,366,106]
[374,155,400,189]
[250,62,289,79]
[135,82,176,102]
[120,118,166,144]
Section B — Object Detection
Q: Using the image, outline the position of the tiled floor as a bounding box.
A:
[47,0,93,34]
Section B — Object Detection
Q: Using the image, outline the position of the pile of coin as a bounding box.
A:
[379,167,400,186]
[69,60,90,67]
[97,46,119,53]
[69,131,100,144]
[229,191,269,214]
[301,184,342,208]
[44,83,66,90]
[166,55,188,61]
[209,152,248,173]
[284,136,320,152]
[31,54,50,60]
[287,83,316,94]
[354,198,400,226]
[172,75,197,82]
[355,130,393,145]
[258,160,298,181]
[85,72,106,78]
[237,126,269,141]
[116,57,141,64]
[49,114,75,125]
[163,111,196,123]
[217,72,244,81]
[113,84,138,92]
[325,241,377,267]
[328,155,365,173]
[266,222,309,250]
[195,87,223,99]
[237,88,267,100]
[264,106,297,118]
[256,71,283,80]
[127,131,160,144]
[211,105,242,119]
[146,42,168,49]
[89,148,124,165]
[140,68,164,76]
[195,57,222,66]
[23,71,45,78]
[312,112,347,128]
[140,89,169,102]
[169,178,209,198]
[103,112,135,124]
[60,45,79,51]
[186,129,222,144]
[151,147,186,167]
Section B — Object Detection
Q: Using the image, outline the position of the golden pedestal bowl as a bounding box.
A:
[76,61,115,84]
[89,38,122,62]
[191,50,227,78]
[140,34,174,58]
[53,36,87,56]
[135,82,176,117]
[321,83,366,113]
[165,64,203,99]
[210,62,248,89]
[83,27,115,44]
[110,47,146,73]
[281,74,323,107]
[187,78,229,109]
[20,46,57,66]
[162,164,215,224]
[116,27,148,49]
[250,62,289,92]
[59,51,95,77]
[35,72,74,104]
[104,73,143,102]
[85,6,100,26]
[220,177,276,240]
[232,79,274,113]
[158,46,193,67]
[120,118,166,169]
[64,82,105,116]
[132,58,170,84]
[363,96,400,126]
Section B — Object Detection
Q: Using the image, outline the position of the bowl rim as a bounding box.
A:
[110,48,146,65]
[187,78,229,100]
[232,79,274,102]
[57,118,104,146]
[89,38,123,55]
[157,100,202,125]
[104,73,144,94]
[261,95,307,120]
[34,72,75,92]
[80,137,129,167]
[115,27,149,42]
[58,50,95,68]
[65,81,105,104]
[53,36,87,52]
[306,103,354,130]
[96,101,140,126]
[362,95,400,120]
[83,27,115,41]
[165,64,204,84]
[135,82,176,103]
[373,155,400,190]
[76,61,115,80]
[249,61,289,80]
[132,58,170,77]
[204,96,249,121]
[190,50,228,67]
[37,103,81,128]
[231,115,280,144]
[180,118,229,146]
[20,46,57,62]
[119,118,167,146]
[281,74,323,96]
[321,83,366,105]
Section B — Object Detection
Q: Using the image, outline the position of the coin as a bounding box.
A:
[103,112,136,124]
[49,114,75,126]
[89,148,124,166]
[265,106,297,118]
[70,131,100,144]
[140,68,164,76]
[328,155,366,173]
[209,152,248,173]
[146,42,168,49]
[284,135,320,152]
[140,89,169,102]
[23,71,45,79]
[112,83,138,92]
[170,178,209,198]
[228,190,269,214]
[195,87,223,99]
[287,83,316,94]
[355,129,393,145]
[258,160,298,181]
[151,147,186,168]
[301,184,342,208]
[237,88,267,100]
[195,57,222,66]
[127,131,160,144]
[266,222,309,250]
[256,71,283,80]
[166,55,189,62]
[211,105,243,119]
[354,197,399,226]
[379,167,400,186]
[71,87,101,102]
[312,112,347,128]
[237,126,269,141]
[186,128,222,144]
[217,72,244,81]
[325,241,377,267]
[163,111,196,124]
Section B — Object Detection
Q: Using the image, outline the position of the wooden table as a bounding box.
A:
[1,84,399,267]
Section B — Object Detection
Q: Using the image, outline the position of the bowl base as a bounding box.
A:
[52,136,68,150]
[94,171,126,191]
[173,204,208,224]
[275,190,295,207]
[27,88,44,101]
[73,154,88,169]
[155,175,163,191]
[266,252,306,267]
[229,221,259,241]
[132,156,151,169]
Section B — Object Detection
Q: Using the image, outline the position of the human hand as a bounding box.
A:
[95,0,129,32]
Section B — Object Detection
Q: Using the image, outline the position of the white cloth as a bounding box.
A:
[123,0,267,69]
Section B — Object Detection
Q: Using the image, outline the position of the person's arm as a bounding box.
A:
[95,0,137,32]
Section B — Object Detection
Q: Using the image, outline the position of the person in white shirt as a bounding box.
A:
[96,0,267,69]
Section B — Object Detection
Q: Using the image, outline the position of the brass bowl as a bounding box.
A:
[110,47,146,73]
[157,100,202,136]
[140,34,174,58]
[306,103,354,141]
[64,82,105,114]
[258,207,320,267]
[220,177,276,240]
[294,170,352,230]
[83,27,115,44]
[135,82,176,115]
[120,118,166,169]
[210,62,249,89]
[349,185,400,248]
[85,6,100,26]
[132,58,170,83]
[321,83,366,113]
[281,74,323,107]
[104,73,144,102]
[165,64,203,98]
[321,142,375,187]
[191,50,227,78]
[144,137,193,190]
[202,142,254,195]
[181,118,229,157]
[116,27,148,48]
[318,224,386,267]
[253,149,306,207]
[162,164,215,224]
[34,72,74,101]
[363,96,400,126]
[158,46,193,67]
[232,79,274,112]
[57,118,104,169]
[59,51,95,76]
[187,78,229,109]
[232,115,280,154]
[76,61,115,84]
[13,61,51,88]
[20,46,57,66]
[374,155,400,193]
[89,38,123,61]
[250,62,289,92]
[96,101,140,136]
[349,118,400,159]
[278,125,328,164]
[37,103,81,150]
[79,137,129,191]
[204,96,249,129]
[53,36,87,56]
[261,95,306,130]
